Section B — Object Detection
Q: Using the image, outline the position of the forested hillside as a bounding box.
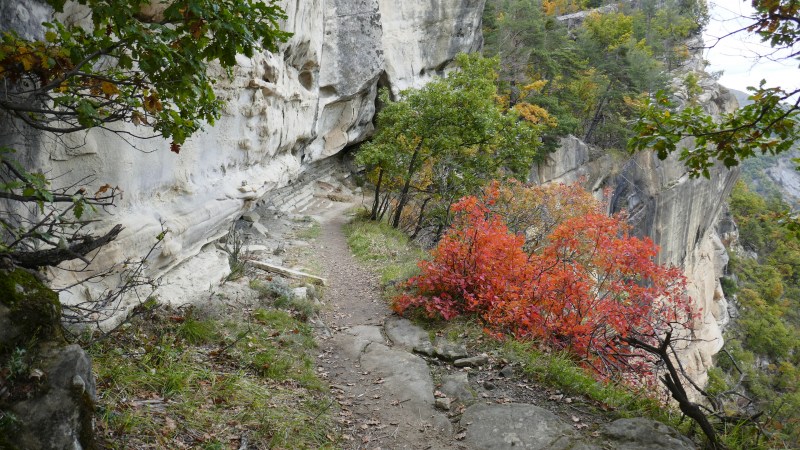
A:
[483,0,706,151]
[715,173,800,445]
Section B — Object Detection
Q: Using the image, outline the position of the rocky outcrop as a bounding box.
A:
[0,269,95,449]
[0,1,485,316]
[533,56,740,387]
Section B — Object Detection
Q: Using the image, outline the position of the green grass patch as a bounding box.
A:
[344,216,428,286]
[294,217,322,239]
[89,305,336,449]
[250,279,319,320]
[418,316,678,427]
[497,340,675,423]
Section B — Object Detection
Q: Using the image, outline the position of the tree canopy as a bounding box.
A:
[483,0,705,151]
[356,53,547,236]
[629,0,800,178]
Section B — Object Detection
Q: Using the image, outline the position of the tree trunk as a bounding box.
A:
[392,143,422,229]
[370,168,384,221]
[410,197,431,239]
[625,334,724,450]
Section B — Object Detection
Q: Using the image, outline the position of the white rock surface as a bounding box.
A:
[0,0,485,315]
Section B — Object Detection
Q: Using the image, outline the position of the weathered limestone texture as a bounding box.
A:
[532,52,740,387]
[0,0,485,313]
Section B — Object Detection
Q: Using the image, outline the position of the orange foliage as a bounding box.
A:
[542,0,583,16]
[394,182,694,380]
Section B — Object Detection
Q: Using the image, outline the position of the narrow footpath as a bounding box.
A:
[313,206,459,449]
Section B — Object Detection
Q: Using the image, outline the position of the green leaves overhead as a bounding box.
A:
[628,0,800,177]
[629,86,800,178]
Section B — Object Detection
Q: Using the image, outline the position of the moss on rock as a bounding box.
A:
[0,269,63,353]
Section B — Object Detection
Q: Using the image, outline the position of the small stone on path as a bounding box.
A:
[453,353,489,368]
[440,372,476,405]
[499,365,514,378]
[433,337,468,360]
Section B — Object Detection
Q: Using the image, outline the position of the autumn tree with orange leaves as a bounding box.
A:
[394,181,694,382]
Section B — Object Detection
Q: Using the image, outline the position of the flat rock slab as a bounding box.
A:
[360,342,452,435]
[361,342,436,407]
[332,325,384,360]
[460,403,575,450]
[384,316,431,350]
[345,325,384,342]
[602,418,696,450]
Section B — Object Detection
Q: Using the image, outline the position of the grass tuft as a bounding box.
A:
[344,216,428,287]
[89,304,336,449]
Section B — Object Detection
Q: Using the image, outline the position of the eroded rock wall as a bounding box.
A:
[0,0,485,309]
[533,60,740,387]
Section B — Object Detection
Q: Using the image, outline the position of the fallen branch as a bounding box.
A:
[248,260,327,286]
[10,224,124,269]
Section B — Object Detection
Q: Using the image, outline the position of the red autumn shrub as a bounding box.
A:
[393,193,530,320]
[394,181,693,380]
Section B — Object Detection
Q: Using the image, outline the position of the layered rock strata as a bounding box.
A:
[0,0,485,311]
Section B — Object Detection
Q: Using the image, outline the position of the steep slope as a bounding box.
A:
[530,48,740,386]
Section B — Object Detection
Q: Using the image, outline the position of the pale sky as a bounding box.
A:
[703,0,798,96]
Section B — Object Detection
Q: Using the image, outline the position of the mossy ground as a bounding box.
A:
[89,297,337,449]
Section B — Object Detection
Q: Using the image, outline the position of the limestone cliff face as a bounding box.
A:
[532,54,740,386]
[0,1,485,307]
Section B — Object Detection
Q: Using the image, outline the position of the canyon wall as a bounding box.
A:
[0,0,485,308]
[532,50,740,386]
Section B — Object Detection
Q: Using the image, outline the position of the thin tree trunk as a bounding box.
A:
[392,143,422,229]
[584,85,611,143]
[378,194,391,221]
[625,333,724,450]
[370,168,384,221]
[410,197,431,239]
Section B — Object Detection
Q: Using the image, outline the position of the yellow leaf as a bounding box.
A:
[20,54,36,71]
[101,81,119,96]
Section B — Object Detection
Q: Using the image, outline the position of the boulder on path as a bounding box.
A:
[440,372,476,405]
[1,269,95,450]
[459,403,697,450]
[8,344,96,450]
[433,337,468,361]
[460,403,576,450]
[384,316,436,356]
[601,418,696,449]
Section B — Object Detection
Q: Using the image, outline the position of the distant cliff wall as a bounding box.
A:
[532,53,740,386]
